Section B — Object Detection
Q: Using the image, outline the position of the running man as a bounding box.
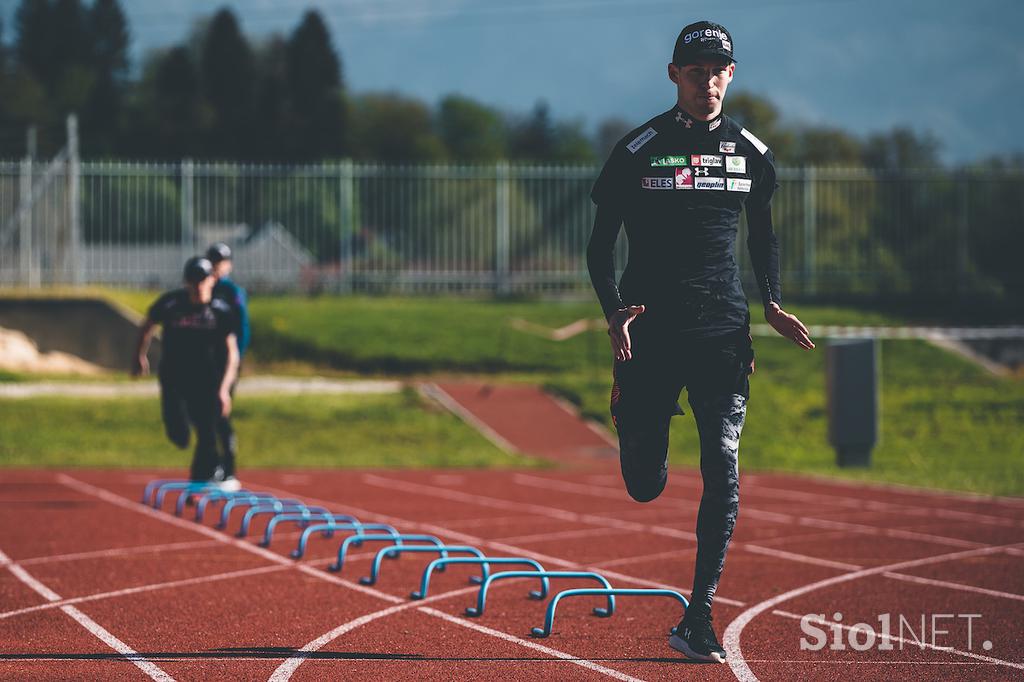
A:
[133,256,240,485]
[206,242,249,490]
[586,20,814,662]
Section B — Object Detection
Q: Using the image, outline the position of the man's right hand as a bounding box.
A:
[607,304,646,362]
[132,355,149,377]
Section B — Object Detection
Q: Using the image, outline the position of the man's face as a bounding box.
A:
[186,275,216,304]
[668,59,735,120]
[213,260,232,278]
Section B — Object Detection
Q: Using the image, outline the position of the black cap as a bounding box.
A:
[183,256,214,284]
[673,21,735,66]
[206,242,232,263]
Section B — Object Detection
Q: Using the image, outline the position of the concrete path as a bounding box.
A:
[0,377,403,399]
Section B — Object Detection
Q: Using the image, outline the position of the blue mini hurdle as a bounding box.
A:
[192,489,260,522]
[531,588,688,638]
[261,513,360,548]
[148,481,220,511]
[359,544,488,586]
[216,495,298,530]
[468,571,615,618]
[328,534,447,573]
[235,503,330,538]
[412,557,548,601]
[176,489,255,518]
[288,521,402,558]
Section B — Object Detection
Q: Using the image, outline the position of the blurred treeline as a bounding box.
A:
[3,0,1022,172]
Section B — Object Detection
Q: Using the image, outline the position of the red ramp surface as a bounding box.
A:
[426,382,617,462]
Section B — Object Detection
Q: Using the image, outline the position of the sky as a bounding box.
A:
[4,0,1024,163]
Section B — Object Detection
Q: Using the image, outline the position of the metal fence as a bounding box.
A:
[1,150,1021,297]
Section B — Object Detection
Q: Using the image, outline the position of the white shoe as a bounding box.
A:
[219,476,242,492]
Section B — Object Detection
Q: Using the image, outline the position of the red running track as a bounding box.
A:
[1,467,1022,681]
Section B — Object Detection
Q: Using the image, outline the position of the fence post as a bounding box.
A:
[803,165,816,297]
[19,155,35,287]
[66,114,82,286]
[495,161,511,295]
[180,158,194,265]
[338,159,354,294]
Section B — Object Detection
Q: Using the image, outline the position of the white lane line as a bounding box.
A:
[267,582,482,682]
[365,474,860,575]
[57,474,404,605]
[739,545,862,572]
[419,607,646,682]
[771,609,1023,668]
[589,548,694,570]
[362,473,696,541]
[58,476,651,682]
[17,539,225,566]
[494,526,632,545]
[0,564,290,621]
[430,514,553,529]
[735,480,1024,529]
[419,383,520,454]
[16,530,308,567]
[514,473,989,550]
[2,548,174,681]
[881,571,1024,602]
[724,543,1024,681]
[250,479,742,605]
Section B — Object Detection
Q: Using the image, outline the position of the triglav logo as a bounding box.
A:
[800,612,991,652]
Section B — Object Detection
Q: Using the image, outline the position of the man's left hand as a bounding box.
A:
[765,302,815,350]
[219,390,232,417]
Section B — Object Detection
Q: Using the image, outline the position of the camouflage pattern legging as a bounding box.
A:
[617,392,746,614]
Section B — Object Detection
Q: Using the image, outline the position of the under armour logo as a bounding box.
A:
[676,112,693,128]
[695,167,709,176]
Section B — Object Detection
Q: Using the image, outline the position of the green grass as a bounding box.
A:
[1,289,1021,495]
[548,337,1024,497]
[0,389,536,470]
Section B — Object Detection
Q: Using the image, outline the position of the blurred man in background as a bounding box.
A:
[587,20,813,662]
[206,243,249,491]
[132,256,240,487]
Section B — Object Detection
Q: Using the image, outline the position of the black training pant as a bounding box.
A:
[159,377,222,482]
[610,322,753,614]
[214,375,237,478]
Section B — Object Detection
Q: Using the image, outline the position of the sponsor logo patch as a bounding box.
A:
[695,177,726,191]
[694,167,710,176]
[691,154,723,167]
[720,141,736,153]
[675,167,694,189]
[641,176,674,190]
[726,156,747,174]
[709,118,722,132]
[727,178,752,192]
[722,39,732,52]
[627,127,657,154]
[650,155,689,167]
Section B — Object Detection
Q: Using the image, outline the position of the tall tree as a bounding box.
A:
[862,128,941,170]
[351,93,444,161]
[199,8,256,158]
[436,94,505,161]
[285,10,348,158]
[83,0,130,154]
[508,100,554,161]
[14,0,53,85]
[130,46,206,158]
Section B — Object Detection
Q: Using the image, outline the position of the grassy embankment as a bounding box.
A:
[1,289,1021,495]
